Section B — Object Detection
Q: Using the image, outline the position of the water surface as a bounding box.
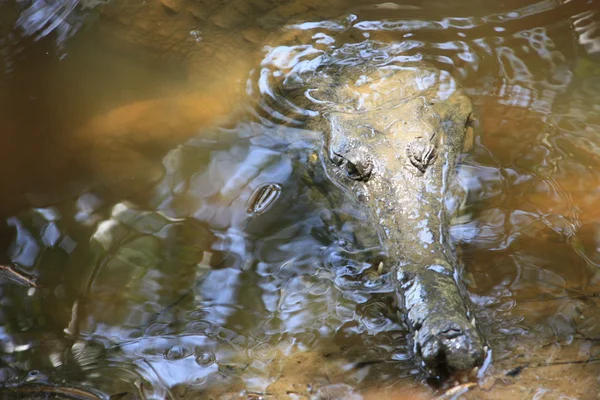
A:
[1,0,600,398]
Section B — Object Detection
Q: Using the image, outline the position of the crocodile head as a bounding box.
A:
[302,62,485,376]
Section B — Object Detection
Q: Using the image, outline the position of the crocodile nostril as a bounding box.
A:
[440,324,463,339]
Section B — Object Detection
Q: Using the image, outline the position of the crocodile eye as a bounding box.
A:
[406,138,436,173]
[344,160,361,178]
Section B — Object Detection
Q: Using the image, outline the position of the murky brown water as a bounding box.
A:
[1,0,600,398]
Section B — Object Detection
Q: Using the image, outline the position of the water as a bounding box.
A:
[1,0,600,398]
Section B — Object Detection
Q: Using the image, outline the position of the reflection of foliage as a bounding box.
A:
[12,0,104,49]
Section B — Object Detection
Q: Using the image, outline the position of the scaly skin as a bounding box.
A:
[288,61,485,374]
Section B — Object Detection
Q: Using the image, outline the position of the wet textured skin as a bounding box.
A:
[287,61,485,374]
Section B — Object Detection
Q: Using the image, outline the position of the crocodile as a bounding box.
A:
[279,59,486,374]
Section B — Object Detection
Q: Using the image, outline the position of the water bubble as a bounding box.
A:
[247,183,282,215]
[25,370,46,382]
[165,346,186,360]
[251,343,276,362]
[343,14,358,26]
[190,30,202,42]
[195,352,215,366]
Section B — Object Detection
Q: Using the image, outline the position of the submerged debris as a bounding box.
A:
[438,382,477,399]
[0,264,39,288]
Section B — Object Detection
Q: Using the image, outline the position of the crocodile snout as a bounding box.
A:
[417,317,485,373]
[400,267,486,375]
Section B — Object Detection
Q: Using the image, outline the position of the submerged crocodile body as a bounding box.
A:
[282,60,485,374]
